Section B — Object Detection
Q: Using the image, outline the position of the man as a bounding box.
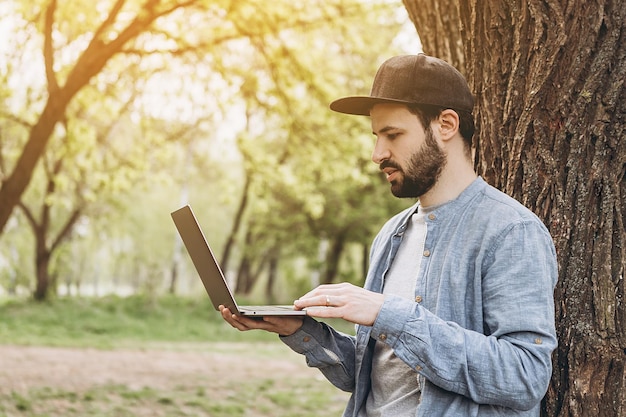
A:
[220,54,558,417]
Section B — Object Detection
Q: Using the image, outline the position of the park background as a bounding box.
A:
[0,0,624,416]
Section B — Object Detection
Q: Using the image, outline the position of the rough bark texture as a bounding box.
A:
[402,0,465,71]
[404,1,626,415]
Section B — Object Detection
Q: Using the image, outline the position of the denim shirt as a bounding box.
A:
[281,177,558,417]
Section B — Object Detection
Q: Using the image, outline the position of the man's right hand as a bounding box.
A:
[219,305,305,337]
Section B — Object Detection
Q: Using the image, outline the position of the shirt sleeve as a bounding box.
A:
[370,220,558,411]
[279,316,358,392]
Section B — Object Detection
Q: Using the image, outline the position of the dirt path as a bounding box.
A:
[0,343,324,394]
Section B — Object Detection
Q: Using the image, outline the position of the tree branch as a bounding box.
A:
[43,0,59,94]
[50,208,82,253]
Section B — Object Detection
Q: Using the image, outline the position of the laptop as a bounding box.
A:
[171,205,306,317]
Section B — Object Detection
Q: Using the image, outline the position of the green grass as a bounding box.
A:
[0,295,256,347]
[0,295,353,416]
[0,380,348,417]
[0,295,354,348]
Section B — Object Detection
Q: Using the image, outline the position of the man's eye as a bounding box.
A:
[387,133,399,140]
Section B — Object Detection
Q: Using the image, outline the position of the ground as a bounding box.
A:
[0,343,349,416]
[0,343,308,393]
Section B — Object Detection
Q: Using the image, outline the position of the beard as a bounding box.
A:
[381,127,446,199]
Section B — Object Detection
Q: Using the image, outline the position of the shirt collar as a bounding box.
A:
[396,177,486,230]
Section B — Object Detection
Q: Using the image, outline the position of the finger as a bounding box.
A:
[219,306,254,331]
[294,294,328,308]
[219,306,238,322]
[298,283,344,300]
[297,292,346,309]
[224,314,250,331]
[297,286,338,303]
[305,305,344,319]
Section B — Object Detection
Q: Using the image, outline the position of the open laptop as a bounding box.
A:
[171,205,306,317]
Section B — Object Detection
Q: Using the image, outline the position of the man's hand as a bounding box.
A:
[294,283,385,326]
[219,306,304,336]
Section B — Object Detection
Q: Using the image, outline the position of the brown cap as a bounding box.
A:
[330,54,473,116]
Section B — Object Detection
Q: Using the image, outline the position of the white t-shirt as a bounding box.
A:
[364,207,428,417]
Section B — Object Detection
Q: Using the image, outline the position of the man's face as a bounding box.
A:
[370,103,446,199]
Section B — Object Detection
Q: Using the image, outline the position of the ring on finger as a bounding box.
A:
[326,295,331,307]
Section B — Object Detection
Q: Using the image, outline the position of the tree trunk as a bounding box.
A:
[266,253,278,302]
[18,170,83,301]
[323,233,346,285]
[402,0,465,69]
[168,261,178,295]
[221,174,251,273]
[403,1,626,415]
[34,242,51,301]
[0,93,72,235]
[235,254,254,294]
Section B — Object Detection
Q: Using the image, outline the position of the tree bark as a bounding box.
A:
[402,0,465,70]
[403,1,626,415]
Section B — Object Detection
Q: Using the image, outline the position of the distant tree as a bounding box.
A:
[1,0,411,300]
[215,1,411,295]
[17,125,84,300]
[17,92,150,300]
[404,0,626,415]
[0,0,202,233]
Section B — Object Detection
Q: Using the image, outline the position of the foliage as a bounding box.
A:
[209,1,414,289]
[0,0,416,299]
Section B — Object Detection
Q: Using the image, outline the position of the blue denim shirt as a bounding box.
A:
[281,177,558,416]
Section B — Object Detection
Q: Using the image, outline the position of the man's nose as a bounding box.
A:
[371,138,391,164]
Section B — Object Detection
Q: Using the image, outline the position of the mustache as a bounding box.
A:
[379,160,401,172]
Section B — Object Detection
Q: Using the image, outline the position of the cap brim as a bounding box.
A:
[329,96,414,116]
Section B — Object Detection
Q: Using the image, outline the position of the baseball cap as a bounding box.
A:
[330,54,474,116]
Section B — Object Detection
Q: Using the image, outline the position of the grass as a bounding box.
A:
[0,380,348,417]
[0,294,354,348]
[0,295,273,347]
[0,295,353,416]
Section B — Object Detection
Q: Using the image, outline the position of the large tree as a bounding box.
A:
[404,0,625,415]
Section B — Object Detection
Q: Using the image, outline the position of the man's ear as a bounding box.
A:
[438,109,460,141]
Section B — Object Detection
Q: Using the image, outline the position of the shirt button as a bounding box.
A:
[415,295,423,303]
[428,213,436,221]
[379,334,387,341]
[534,338,543,345]
[415,365,423,372]
[423,249,431,257]
[303,336,311,343]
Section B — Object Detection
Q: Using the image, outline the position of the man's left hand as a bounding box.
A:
[294,283,385,326]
